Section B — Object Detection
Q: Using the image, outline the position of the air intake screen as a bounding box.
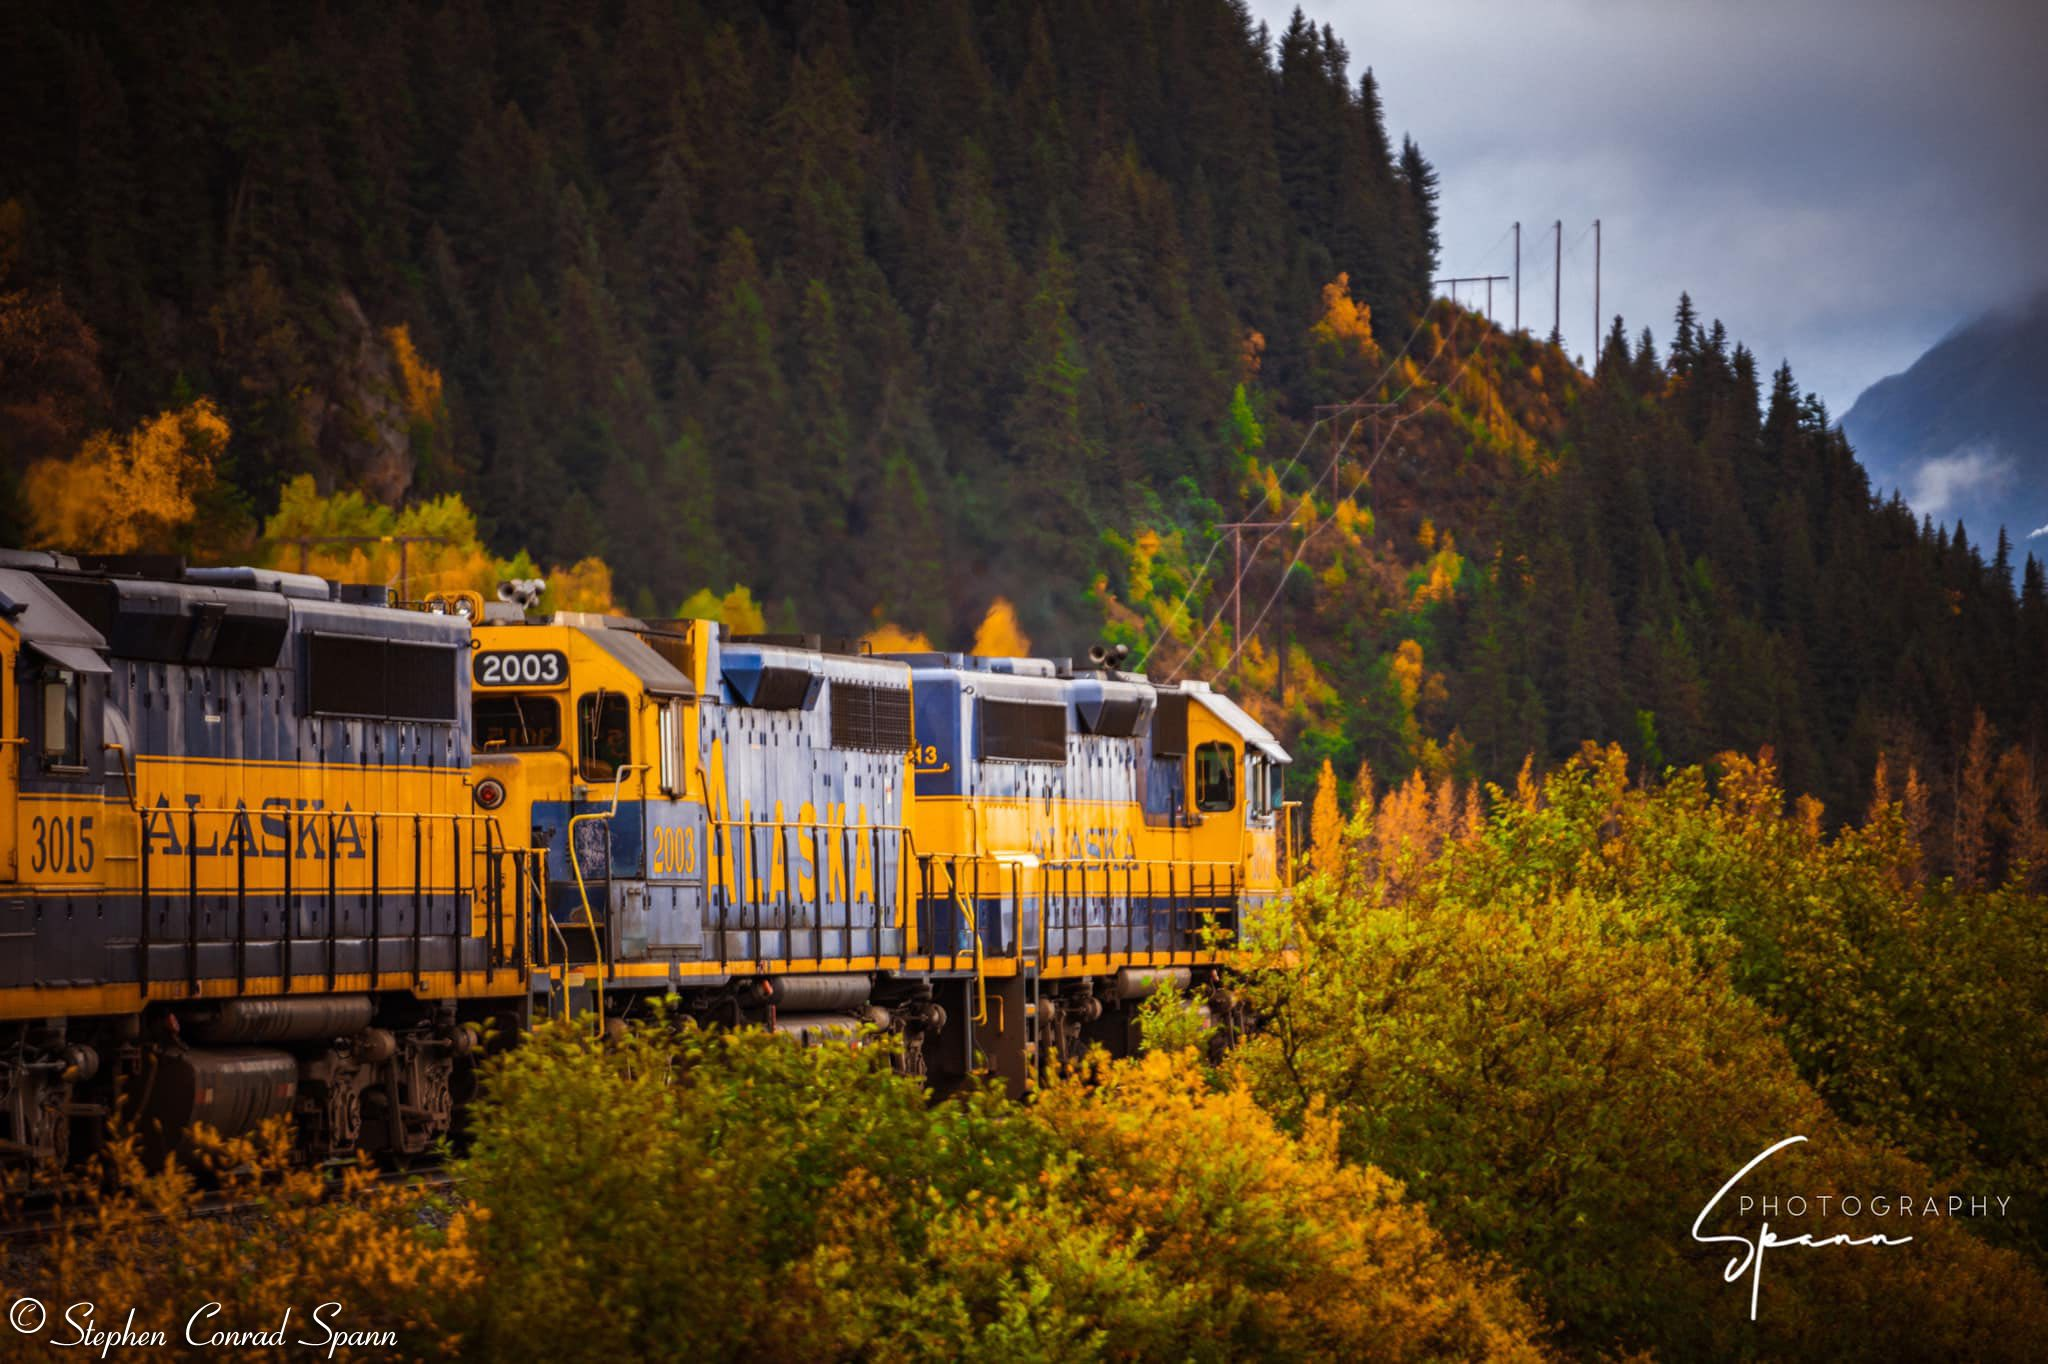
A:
[831,682,913,751]
[1081,696,1146,737]
[308,634,459,722]
[1150,692,1189,757]
[634,629,692,674]
[981,698,1067,763]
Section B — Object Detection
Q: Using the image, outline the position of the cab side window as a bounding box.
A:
[474,694,561,750]
[39,668,82,769]
[578,692,632,781]
[1194,741,1237,812]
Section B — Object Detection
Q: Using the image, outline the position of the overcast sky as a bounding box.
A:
[1252,0,2048,414]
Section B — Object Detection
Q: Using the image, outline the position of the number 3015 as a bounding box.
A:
[29,814,94,875]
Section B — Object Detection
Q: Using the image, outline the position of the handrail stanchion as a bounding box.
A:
[411,812,424,987]
[451,814,464,986]
[811,825,825,963]
[282,810,294,992]
[326,810,340,989]
[185,808,199,995]
[370,816,382,985]
[777,820,792,964]
[513,849,528,977]
[868,825,883,960]
[138,809,152,989]
[234,811,248,992]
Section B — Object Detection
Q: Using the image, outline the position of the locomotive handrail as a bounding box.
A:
[567,764,648,1032]
[700,813,919,966]
[1028,855,1244,962]
[131,802,525,995]
[939,865,989,1025]
[102,741,141,813]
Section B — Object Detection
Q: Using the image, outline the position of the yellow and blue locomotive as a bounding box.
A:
[468,606,1296,1092]
[0,551,528,1169]
[0,552,1295,1167]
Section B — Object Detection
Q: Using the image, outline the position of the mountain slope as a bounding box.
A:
[1112,297,2048,848]
[2,2,2043,857]
[1842,291,2048,549]
[0,0,1439,641]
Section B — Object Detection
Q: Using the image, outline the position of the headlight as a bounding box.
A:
[474,777,506,811]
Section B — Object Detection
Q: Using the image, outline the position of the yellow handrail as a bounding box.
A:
[946,867,988,1026]
[568,764,647,1035]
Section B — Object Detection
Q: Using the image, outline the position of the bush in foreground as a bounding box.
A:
[5,1020,1550,1362]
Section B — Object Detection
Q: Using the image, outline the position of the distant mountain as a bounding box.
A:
[1842,292,2048,555]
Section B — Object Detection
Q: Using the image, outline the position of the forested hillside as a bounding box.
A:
[2,0,2043,848]
[0,0,1438,637]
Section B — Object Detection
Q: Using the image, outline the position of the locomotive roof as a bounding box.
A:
[0,554,468,671]
[1180,681,1288,764]
[0,567,112,675]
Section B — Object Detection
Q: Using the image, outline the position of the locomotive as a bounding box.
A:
[0,552,1295,1169]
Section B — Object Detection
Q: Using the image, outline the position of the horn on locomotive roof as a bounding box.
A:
[1086,642,1132,670]
[496,577,547,610]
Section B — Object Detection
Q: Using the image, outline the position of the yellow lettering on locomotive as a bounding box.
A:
[796,800,819,902]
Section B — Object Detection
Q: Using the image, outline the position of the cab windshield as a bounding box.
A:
[474,694,562,750]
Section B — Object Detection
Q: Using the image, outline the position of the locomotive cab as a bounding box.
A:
[1175,682,1292,898]
[469,610,704,986]
[0,568,116,892]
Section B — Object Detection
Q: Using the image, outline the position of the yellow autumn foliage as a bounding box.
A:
[1308,272,1383,367]
[678,584,767,635]
[385,324,445,426]
[1391,637,1426,713]
[1410,540,1463,611]
[862,622,935,652]
[969,597,1030,657]
[1309,758,1343,875]
[258,475,615,613]
[6,1123,480,1358]
[548,557,613,613]
[25,399,228,552]
[1012,1052,1555,1361]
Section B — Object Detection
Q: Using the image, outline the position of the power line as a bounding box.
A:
[1164,313,1471,678]
[1436,274,1509,322]
[1209,313,1488,682]
[1135,293,1448,669]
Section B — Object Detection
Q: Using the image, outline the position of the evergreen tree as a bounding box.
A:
[700,229,794,595]
[1397,136,1440,287]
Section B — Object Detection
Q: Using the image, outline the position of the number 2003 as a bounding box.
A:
[474,650,566,686]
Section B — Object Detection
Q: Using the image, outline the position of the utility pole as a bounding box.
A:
[1211,398,1393,692]
[1512,221,1521,332]
[1552,219,1562,344]
[1232,523,1241,676]
[1216,518,1289,690]
[1435,276,1509,323]
[1593,218,1602,372]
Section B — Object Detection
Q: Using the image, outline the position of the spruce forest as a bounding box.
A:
[4,0,2043,844]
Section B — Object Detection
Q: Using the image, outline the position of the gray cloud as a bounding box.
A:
[1905,444,2014,520]
[1255,0,2048,411]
